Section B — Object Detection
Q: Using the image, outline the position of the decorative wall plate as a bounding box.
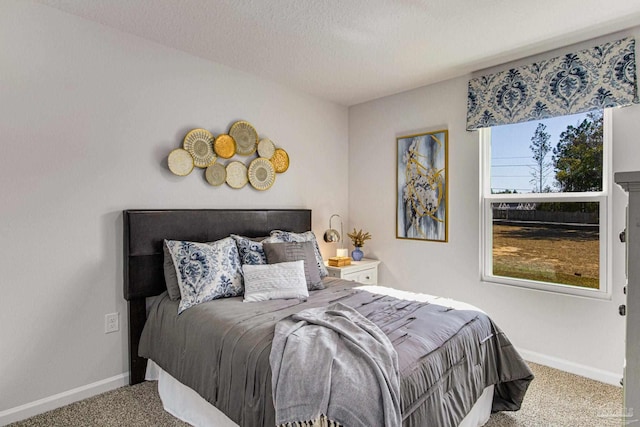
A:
[257,138,276,159]
[214,134,236,159]
[229,121,258,156]
[205,162,226,186]
[270,148,290,173]
[248,158,276,191]
[183,129,216,168]
[225,161,248,189]
[168,148,195,176]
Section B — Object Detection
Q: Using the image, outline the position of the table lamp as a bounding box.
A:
[323,214,348,258]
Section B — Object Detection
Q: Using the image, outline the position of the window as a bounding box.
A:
[480,110,611,297]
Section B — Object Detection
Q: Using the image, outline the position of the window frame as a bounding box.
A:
[479,109,612,299]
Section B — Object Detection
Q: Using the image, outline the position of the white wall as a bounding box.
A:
[348,37,640,383]
[0,0,348,418]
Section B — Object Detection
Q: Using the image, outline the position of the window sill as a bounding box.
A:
[481,274,612,300]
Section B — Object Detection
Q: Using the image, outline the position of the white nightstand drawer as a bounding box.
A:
[324,259,381,285]
[342,269,377,285]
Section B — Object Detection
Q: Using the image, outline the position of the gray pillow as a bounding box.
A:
[263,241,324,290]
[268,230,329,277]
[163,240,182,300]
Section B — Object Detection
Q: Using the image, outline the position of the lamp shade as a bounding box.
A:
[323,228,341,243]
[323,214,343,246]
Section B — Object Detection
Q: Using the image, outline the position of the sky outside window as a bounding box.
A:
[491,112,590,193]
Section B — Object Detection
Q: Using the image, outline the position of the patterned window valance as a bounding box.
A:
[466,37,638,130]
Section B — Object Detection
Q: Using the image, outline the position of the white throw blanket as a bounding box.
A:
[270,303,402,427]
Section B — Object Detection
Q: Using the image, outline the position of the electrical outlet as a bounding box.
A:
[105,312,119,334]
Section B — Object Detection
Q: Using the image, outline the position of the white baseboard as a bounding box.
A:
[518,348,622,387]
[0,372,129,426]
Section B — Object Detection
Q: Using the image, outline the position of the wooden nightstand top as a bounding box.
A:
[324,258,380,271]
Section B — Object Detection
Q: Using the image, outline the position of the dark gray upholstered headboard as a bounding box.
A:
[123,209,312,384]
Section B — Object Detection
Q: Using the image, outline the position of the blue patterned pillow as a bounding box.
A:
[269,230,328,277]
[165,237,244,314]
[230,234,271,265]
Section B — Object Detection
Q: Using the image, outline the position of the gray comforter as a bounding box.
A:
[139,278,533,427]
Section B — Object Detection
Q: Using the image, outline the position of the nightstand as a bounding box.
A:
[325,258,381,285]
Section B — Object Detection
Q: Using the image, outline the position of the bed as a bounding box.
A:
[123,209,532,427]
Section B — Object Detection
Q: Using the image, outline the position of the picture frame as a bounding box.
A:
[396,129,448,242]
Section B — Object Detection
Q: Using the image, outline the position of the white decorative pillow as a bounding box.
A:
[165,237,244,314]
[269,230,329,277]
[242,260,309,302]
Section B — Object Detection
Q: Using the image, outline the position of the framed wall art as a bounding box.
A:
[396,129,448,242]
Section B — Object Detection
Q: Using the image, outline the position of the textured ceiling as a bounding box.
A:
[35,0,640,106]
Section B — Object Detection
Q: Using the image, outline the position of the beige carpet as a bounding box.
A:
[484,363,623,426]
[9,363,622,427]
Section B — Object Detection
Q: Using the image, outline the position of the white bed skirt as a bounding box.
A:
[145,360,493,427]
[146,360,237,427]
